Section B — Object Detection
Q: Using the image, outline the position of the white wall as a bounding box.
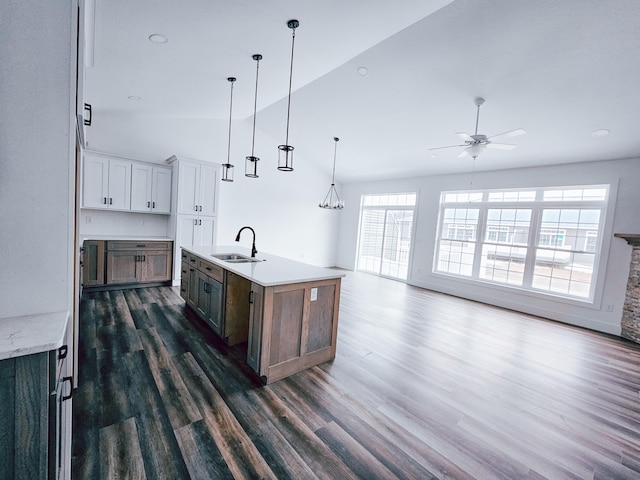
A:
[337,157,640,335]
[0,1,75,318]
[80,113,341,267]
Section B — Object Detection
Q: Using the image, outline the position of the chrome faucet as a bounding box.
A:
[235,226,258,257]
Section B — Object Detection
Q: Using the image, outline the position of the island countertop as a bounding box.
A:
[182,245,345,287]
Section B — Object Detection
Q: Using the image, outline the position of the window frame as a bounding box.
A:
[433,185,611,304]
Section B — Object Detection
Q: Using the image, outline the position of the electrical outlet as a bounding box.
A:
[605,304,614,312]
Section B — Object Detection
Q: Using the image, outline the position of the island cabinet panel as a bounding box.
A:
[270,289,305,365]
[247,283,265,372]
[224,272,251,346]
[306,284,337,353]
[255,278,341,384]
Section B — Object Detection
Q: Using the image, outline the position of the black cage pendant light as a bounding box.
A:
[221,76,236,182]
[277,19,299,172]
[319,137,345,209]
[245,54,262,178]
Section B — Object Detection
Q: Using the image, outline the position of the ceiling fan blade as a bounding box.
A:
[456,132,474,142]
[457,149,469,158]
[488,128,527,139]
[428,144,466,151]
[486,143,517,150]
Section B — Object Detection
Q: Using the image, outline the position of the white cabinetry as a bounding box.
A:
[82,153,131,210]
[167,156,220,283]
[176,161,218,216]
[131,163,172,214]
[82,151,172,214]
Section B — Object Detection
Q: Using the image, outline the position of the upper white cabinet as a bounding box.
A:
[82,153,131,210]
[167,156,220,283]
[176,160,218,216]
[82,151,172,214]
[130,163,172,214]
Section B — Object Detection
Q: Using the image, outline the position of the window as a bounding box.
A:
[434,185,609,301]
[357,193,416,280]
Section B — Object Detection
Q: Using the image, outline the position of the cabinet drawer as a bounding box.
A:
[198,258,224,282]
[107,240,172,251]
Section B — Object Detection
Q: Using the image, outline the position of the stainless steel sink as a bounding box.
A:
[212,253,262,263]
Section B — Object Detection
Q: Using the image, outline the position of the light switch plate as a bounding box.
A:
[310,287,318,301]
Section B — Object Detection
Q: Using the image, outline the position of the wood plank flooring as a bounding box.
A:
[72,271,640,479]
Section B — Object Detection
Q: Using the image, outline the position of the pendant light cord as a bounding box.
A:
[331,137,339,185]
[227,78,235,164]
[284,26,296,147]
[250,56,260,156]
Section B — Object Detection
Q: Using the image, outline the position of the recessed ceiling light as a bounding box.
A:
[148,34,168,44]
[357,66,369,76]
[128,95,142,101]
[591,128,610,138]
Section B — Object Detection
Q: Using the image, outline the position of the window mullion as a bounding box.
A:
[523,207,541,288]
[472,207,488,278]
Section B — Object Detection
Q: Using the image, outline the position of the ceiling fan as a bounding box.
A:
[429,97,526,159]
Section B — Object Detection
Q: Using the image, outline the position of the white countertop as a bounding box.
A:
[80,235,172,243]
[0,311,69,360]
[183,245,345,287]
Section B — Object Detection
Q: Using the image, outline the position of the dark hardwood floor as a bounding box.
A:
[72,271,640,479]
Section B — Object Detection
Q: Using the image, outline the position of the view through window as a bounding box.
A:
[434,186,609,301]
[357,193,416,280]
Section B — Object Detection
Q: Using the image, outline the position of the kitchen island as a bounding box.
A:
[181,246,344,384]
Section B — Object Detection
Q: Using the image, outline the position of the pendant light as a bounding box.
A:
[277,19,299,172]
[319,137,345,210]
[245,54,262,178]
[221,76,236,182]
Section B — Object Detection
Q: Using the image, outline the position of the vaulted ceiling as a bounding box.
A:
[84,0,640,182]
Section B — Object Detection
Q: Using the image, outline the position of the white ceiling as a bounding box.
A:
[85,0,640,182]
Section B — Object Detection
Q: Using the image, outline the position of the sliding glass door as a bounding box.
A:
[357,193,416,280]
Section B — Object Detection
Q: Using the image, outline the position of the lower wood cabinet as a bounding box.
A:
[0,346,71,480]
[180,253,249,346]
[82,240,173,288]
[81,240,105,286]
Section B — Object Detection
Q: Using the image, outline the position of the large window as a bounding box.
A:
[357,193,416,280]
[434,186,608,301]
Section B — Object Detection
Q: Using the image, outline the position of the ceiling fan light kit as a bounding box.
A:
[430,96,526,160]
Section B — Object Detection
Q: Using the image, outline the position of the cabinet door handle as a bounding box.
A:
[58,344,68,360]
[62,376,74,401]
[103,197,107,204]
[147,201,151,208]
[84,103,92,126]
[249,290,254,304]
[152,201,156,208]
[204,283,208,293]
[199,205,202,212]
[194,205,198,212]
[199,219,202,225]
[194,219,197,225]
[205,266,212,271]
[109,197,113,205]
[142,255,145,262]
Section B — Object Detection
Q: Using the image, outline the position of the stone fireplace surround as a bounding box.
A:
[614,234,640,343]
